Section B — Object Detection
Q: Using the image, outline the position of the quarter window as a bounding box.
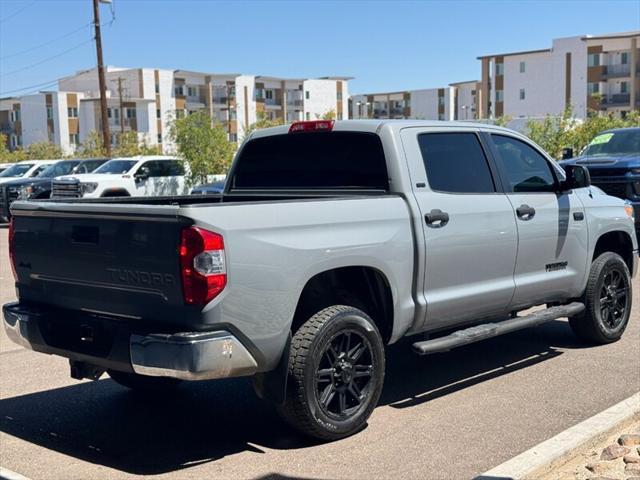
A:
[418,132,496,194]
[491,134,556,193]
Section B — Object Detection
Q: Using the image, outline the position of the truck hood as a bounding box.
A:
[55,173,127,183]
[1,177,52,189]
[560,153,640,169]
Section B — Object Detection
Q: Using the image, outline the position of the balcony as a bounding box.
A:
[603,64,631,78]
[286,99,304,109]
[601,93,631,107]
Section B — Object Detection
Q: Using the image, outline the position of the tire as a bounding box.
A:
[569,252,632,344]
[107,369,182,392]
[277,305,385,441]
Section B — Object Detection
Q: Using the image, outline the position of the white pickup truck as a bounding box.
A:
[51,155,187,198]
[0,159,60,185]
[4,120,637,441]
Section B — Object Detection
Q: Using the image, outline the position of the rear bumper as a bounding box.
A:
[2,302,258,381]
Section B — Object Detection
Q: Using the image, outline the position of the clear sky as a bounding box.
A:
[0,0,638,97]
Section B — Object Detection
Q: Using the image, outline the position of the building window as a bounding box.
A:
[438,96,445,106]
[9,110,20,122]
[587,82,600,95]
[337,112,343,120]
[229,133,237,143]
[337,91,343,101]
[496,90,504,102]
[519,61,526,73]
[108,107,120,120]
[174,85,184,96]
[110,134,118,145]
[495,63,504,75]
[621,52,629,65]
[305,91,310,100]
[588,53,600,67]
[438,113,444,121]
[255,88,264,100]
[228,109,237,120]
[621,82,628,94]
[265,90,273,100]
[155,83,160,94]
[187,86,198,97]
[67,107,78,118]
[157,134,162,144]
[156,109,161,119]
[46,106,53,120]
[125,108,136,119]
[69,133,79,145]
[519,88,525,100]
[305,112,310,120]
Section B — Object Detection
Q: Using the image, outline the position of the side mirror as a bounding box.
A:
[562,164,591,190]
[561,147,574,160]
[135,167,149,182]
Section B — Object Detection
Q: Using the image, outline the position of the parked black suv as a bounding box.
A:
[561,127,640,238]
[0,158,107,221]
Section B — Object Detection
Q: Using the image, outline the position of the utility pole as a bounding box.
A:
[93,0,111,156]
[117,77,125,133]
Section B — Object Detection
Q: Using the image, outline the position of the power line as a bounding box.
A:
[0,38,94,78]
[0,79,60,97]
[0,23,92,60]
[0,0,39,24]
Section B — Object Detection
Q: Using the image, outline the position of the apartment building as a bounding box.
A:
[350,83,478,121]
[1,67,350,154]
[478,31,639,119]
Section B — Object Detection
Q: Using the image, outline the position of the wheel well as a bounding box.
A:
[101,189,130,197]
[593,231,634,272]
[291,266,394,344]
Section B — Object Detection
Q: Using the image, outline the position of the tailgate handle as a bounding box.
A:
[72,226,99,245]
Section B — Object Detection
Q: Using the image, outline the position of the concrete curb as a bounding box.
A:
[0,467,31,480]
[476,391,640,480]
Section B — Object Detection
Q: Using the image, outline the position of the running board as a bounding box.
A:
[412,302,585,355]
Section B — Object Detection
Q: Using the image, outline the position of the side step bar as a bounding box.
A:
[412,302,585,355]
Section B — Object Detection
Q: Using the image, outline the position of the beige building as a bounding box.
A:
[477,31,639,119]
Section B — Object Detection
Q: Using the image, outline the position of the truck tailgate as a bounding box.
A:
[11,202,194,326]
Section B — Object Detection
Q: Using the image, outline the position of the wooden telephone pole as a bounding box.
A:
[93,0,111,156]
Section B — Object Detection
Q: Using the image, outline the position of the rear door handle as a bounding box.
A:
[425,209,449,228]
[516,204,536,221]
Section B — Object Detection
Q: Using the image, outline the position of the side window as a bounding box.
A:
[491,135,556,193]
[417,132,496,193]
[30,166,47,177]
[165,160,185,176]
[142,161,164,178]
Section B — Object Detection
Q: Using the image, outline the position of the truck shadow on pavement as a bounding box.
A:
[0,319,588,475]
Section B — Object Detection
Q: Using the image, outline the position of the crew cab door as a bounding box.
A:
[487,133,589,308]
[401,128,518,328]
[135,160,186,196]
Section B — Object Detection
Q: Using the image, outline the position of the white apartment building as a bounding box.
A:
[478,31,639,119]
[1,67,351,155]
[350,84,476,121]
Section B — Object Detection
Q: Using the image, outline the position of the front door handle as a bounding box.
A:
[516,204,536,220]
[425,209,449,228]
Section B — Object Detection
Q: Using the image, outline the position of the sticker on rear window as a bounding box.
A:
[590,133,614,145]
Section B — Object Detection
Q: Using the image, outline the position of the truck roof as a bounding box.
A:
[249,119,517,139]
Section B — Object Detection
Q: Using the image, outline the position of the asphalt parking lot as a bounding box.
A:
[0,226,638,480]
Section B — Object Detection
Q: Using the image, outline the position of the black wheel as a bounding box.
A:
[569,252,632,344]
[107,370,182,392]
[277,305,385,440]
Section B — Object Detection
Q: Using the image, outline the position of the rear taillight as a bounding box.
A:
[8,217,17,281]
[180,226,226,305]
[289,120,334,133]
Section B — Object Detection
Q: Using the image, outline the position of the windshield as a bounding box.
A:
[38,162,79,178]
[583,131,640,156]
[94,160,138,174]
[0,163,34,178]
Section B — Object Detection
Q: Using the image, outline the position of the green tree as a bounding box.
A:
[493,115,512,127]
[113,131,162,158]
[320,109,336,120]
[23,141,64,160]
[0,133,14,162]
[76,130,106,158]
[244,112,284,139]
[169,110,235,186]
[525,107,578,159]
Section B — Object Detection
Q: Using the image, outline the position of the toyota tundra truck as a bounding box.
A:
[4,120,637,440]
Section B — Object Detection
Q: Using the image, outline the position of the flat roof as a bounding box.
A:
[477,48,551,59]
[582,30,639,41]
[449,80,479,86]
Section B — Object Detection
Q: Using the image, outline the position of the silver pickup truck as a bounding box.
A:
[4,120,637,440]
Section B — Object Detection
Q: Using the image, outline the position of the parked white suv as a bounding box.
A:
[0,160,61,185]
[51,156,188,198]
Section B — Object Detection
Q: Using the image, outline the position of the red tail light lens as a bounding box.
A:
[289,120,334,133]
[8,217,17,281]
[180,226,226,305]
